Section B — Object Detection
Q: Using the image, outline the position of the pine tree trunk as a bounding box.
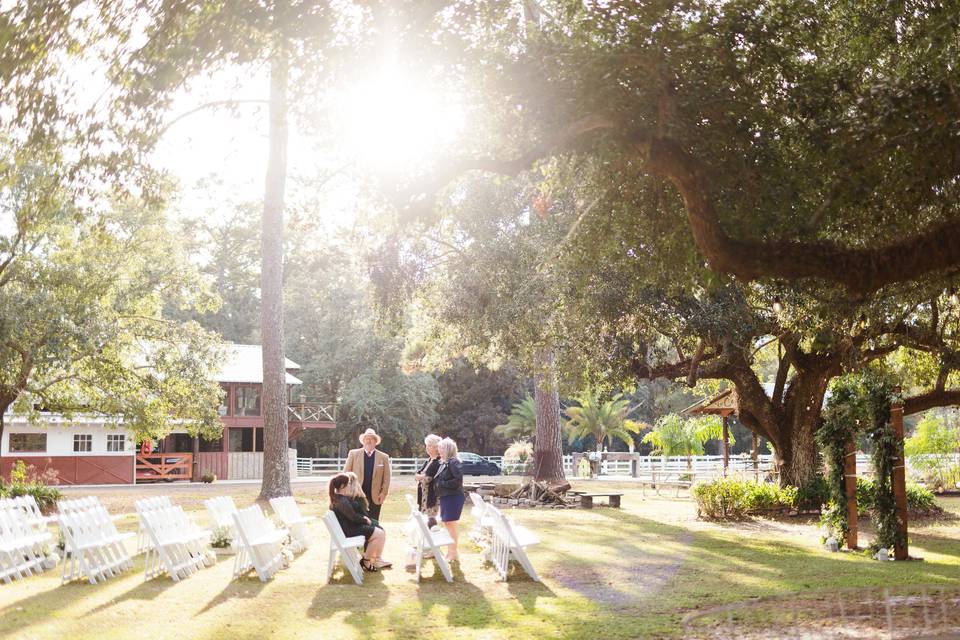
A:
[532,349,565,482]
[258,48,291,500]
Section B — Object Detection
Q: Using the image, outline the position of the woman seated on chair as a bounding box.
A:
[329,473,390,571]
[344,471,378,528]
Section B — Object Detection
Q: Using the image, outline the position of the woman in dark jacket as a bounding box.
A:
[329,473,388,571]
[434,437,465,562]
[415,434,442,523]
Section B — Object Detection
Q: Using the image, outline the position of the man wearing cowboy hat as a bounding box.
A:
[344,428,392,521]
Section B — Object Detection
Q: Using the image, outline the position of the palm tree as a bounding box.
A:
[495,395,537,442]
[564,390,647,452]
[641,413,731,469]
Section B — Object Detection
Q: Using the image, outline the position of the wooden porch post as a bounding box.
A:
[891,403,909,560]
[843,439,858,549]
[722,415,729,477]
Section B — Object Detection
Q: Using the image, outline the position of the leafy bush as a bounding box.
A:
[201,472,216,483]
[693,478,799,519]
[695,478,838,520]
[794,476,830,511]
[855,478,941,516]
[3,461,62,513]
[692,478,750,519]
[6,483,62,512]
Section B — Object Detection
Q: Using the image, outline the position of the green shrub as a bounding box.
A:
[5,460,63,513]
[692,478,750,519]
[7,481,62,512]
[794,476,830,511]
[855,478,941,516]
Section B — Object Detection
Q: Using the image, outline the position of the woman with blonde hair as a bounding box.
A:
[345,471,379,528]
[433,437,465,562]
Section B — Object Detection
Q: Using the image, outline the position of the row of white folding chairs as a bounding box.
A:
[1,496,57,533]
[135,496,173,552]
[0,499,57,584]
[57,498,134,585]
[141,505,213,582]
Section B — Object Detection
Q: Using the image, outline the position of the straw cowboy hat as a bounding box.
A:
[358,428,382,445]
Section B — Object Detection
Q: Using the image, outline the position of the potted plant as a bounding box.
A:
[201,471,216,483]
[210,526,235,555]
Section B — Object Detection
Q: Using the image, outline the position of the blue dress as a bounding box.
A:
[434,459,465,522]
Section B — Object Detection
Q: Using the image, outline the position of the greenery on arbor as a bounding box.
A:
[818,370,899,551]
[0,148,223,443]
[564,390,646,452]
[642,414,727,468]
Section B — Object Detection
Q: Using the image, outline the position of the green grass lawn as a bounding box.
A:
[1,481,959,640]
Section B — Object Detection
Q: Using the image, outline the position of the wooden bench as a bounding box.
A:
[579,493,623,509]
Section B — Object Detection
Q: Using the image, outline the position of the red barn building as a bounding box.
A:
[0,344,335,485]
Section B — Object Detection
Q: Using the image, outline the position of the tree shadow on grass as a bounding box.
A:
[307,569,390,632]
[87,574,180,614]
[506,574,557,613]
[411,561,497,629]
[197,575,269,615]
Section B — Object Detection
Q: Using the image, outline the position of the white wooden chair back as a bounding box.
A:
[322,510,364,585]
[57,506,134,585]
[0,507,52,583]
[269,496,315,551]
[485,505,540,582]
[231,505,288,582]
[140,506,210,582]
[408,508,453,583]
[205,496,239,532]
[135,496,173,552]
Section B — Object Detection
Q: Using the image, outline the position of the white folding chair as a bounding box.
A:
[135,496,173,552]
[141,506,210,582]
[269,496,316,551]
[57,506,134,585]
[0,508,51,583]
[204,496,239,541]
[403,494,453,583]
[322,511,365,585]
[468,492,496,538]
[231,505,288,582]
[486,504,540,582]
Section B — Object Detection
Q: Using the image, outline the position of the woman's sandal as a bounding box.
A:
[360,559,378,572]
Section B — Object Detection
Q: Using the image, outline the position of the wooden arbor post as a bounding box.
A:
[751,432,759,480]
[721,415,730,477]
[843,439,858,549]
[891,403,909,561]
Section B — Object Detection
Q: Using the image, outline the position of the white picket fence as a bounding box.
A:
[294,454,780,478]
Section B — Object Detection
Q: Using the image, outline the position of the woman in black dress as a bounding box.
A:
[434,437,465,562]
[415,434,442,524]
[329,473,388,571]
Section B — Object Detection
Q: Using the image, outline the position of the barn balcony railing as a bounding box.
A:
[287,401,337,424]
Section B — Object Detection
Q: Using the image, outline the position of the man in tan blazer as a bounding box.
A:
[344,428,391,521]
